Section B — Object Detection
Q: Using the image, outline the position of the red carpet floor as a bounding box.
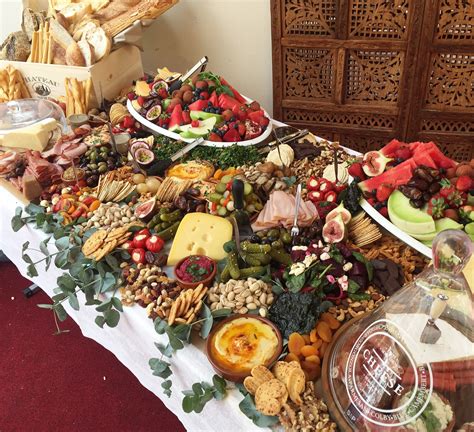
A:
[0,261,185,432]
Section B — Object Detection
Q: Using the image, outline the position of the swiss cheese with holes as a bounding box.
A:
[167,213,232,265]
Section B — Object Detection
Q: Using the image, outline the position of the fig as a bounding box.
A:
[134,197,156,221]
[362,151,392,177]
[134,148,155,166]
[322,214,346,243]
[325,203,352,224]
[130,141,149,156]
[146,105,162,121]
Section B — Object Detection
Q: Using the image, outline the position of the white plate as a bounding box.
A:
[127,99,273,148]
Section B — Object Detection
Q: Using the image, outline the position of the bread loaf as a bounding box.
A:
[72,20,99,41]
[82,26,110,61]
[65,41,86,66]
[0,31,31,62]
[48,17,75,49]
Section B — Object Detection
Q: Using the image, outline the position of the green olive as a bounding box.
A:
[281,232,292,244]
[272,240,283,249]
[98,165,107,173]
[89,163,98,170]
[267,229,280,239]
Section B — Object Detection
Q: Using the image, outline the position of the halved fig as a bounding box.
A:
[134,148,155,166]
[134,197,156,221]
[325,203,352,224]
[146,105,162,121]
[322,214,346,243]
[362,150,392,177]
[130,141,150,156]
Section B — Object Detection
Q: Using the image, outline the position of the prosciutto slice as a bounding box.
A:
[41,125,90,164]
[0,151,23,177]
[252,190,319,231]
[24,151,63,186]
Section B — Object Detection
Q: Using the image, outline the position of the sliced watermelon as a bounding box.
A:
[219,77,246,103]
[188,99,209,111]
[248,109,265,123]
[218,94,241,111]
[359,159,417,193]
[169,104,184,132]
[418,142,457,169]
[412,150,437,168]
[380,139,406,157]
[208,91,219,108]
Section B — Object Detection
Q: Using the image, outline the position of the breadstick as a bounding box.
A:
[42,23,49,63]
[7,66,16,100]
[18,71,31,98]
[30,31,38,62]
[65,78,73,116]
[71,78,83,114]
[85,77,92,113]
[47,34,52,64]
[38,23,44,64]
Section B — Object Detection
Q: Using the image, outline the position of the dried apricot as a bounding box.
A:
[284,353,300,363]
[305,355,321,365]
[320,341,329,358]
[300,345,318,357]
[316,321,332,343]
[88,200,101,212]
[309,328,319,343]
[321,312,341,330]
[302,334,311,345]
[288,333,305,356]
[312,339,323,350]
[301,360,321,381]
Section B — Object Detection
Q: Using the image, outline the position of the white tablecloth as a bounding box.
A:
[0,185,265,432]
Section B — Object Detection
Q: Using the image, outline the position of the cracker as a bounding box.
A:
[168,298,180,325]
[244,365,274,395]
[94,238,117,261]
[255,379,288,416]
[82,229,107,256]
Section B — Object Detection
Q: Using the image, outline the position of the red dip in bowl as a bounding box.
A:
[176,255,214,283]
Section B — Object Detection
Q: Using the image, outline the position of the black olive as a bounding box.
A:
[186,188,200,197]
[249,234,262,244]
[262,238,272,245]
[86,177,95,187]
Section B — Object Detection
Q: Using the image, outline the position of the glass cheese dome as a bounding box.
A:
[0,99,68,134]
[323,230,474,431]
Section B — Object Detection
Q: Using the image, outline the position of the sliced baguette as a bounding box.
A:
[89,0,110,13]
[83,26,111,62]
[77,40,95,66]
[65,41,86,66]
[72,20,100,41]
[48,18,75,50]
[59,3,92,28]
[50,38,66,64]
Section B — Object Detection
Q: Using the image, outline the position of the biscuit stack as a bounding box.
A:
[348,211,382,247]
[81,225,132,261]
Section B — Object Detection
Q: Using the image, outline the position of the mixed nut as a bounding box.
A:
[207,278,274,317]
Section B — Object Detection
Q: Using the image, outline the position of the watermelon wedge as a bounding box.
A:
[169,104,184,132]
[359,159,417,193]
[380,139,406,157]
[419,142,457,169]
[218,94,241,111]
[209,91,219,108]
[219,77,246,103]
[188,99,209,111]
[412,150,437,168]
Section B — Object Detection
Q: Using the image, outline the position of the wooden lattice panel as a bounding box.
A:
[271,0,474,159]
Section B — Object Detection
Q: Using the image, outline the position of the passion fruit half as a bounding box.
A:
[146,105,162,121]
[130,141,150,157]
[134,148,155,166]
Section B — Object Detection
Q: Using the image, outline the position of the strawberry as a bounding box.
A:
[376,184,394,202]
[427,195,447,219]
[137,96,145,106]
[222,109,233,121]
[443,208,459,221]
[439,178,455,199]
[182,111,191,124]
[315,201,337,219]
[237,109,248,121]
[258,116,270,127]
[122,116,134,128]
[347,162,366,180]
[127,92,135,100]
[366,198,376,206]
[191,119,200,128]
[157,88,168,99]
[324,191,337,202]
[447,190,463,208]
[199,91,209,100]
[223,128,241,142]
[456,175,472,192]
[249,101,261,111]
[379,207,389,218]
[208,132,222,142]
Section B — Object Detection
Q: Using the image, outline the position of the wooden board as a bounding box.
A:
[0,178,30,205]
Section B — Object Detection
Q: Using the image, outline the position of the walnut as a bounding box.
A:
[278,382,337,432]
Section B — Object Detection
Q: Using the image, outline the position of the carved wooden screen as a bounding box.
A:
[271,0,474,159]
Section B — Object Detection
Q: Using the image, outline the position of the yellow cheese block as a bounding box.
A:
[0,118,57,151]
[167,213,233,265]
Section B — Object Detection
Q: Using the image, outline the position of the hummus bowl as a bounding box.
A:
[206,314,282,382]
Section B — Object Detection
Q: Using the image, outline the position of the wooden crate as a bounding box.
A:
[271,0,474,160]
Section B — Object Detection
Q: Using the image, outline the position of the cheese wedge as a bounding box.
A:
[0,118,57,151]
[167,213,233,265]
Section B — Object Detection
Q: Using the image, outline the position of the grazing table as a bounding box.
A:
[0,184,265,432]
